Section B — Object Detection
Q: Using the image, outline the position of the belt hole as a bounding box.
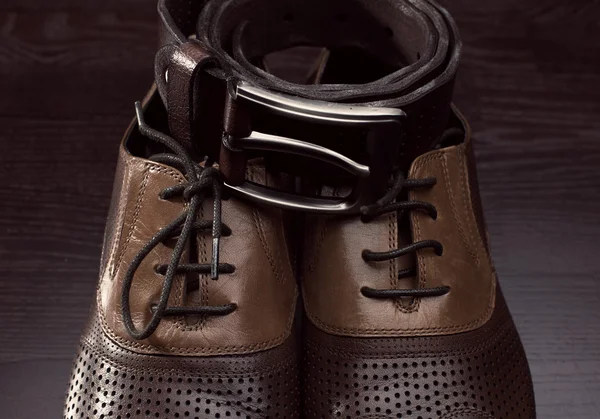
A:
[384,27,393,38]
[283,12,294,22]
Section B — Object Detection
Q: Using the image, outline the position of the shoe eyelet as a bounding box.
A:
[360,215,372,224]
[361,249,371,261]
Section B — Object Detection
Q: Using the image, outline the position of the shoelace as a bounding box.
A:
[121,102,237,340]
[359,169,451,299]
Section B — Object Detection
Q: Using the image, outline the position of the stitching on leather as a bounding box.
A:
[456,145,481,266]
[99,301,295,355]
[200,204,209,328]
[176,203,210,332]
[173,211,191,331]
[304,317,514,359]
[83,323,298,374]
[460,143,495,269]
[253,209,284,283]
[111,161,185,283]
[413,191,427,293]
[389,212,417,314]
[148,163,190,332]
[99,288,297,355]
[80,338,296,378]
[306,298,491,335]
[305,322,517,359]
[112,165,150,281]
[440,150,479,264]
[100,160,129,283]
[90,312,300,368]
[411,152,444,297]
[312,269,495,335]
[148,164,186,182]
[310,303,511,353]
[99,160,298,355]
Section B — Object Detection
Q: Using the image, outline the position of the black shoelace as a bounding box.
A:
[121,102,236,340]
[359,172,451,299]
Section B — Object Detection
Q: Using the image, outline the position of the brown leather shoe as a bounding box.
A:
[63,86,300,417]
[301,110,537,419]
[63,84,300,418]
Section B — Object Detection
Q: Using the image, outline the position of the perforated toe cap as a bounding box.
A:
[64,312,300,419]
[302,291,535,419]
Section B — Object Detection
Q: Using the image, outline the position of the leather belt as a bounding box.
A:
[153,0,461,214]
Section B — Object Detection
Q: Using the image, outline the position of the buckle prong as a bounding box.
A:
[227,131,370,178]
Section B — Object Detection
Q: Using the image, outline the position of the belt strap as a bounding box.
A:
[153,0,461,212]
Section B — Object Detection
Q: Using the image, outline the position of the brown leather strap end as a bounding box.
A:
[165,41,217,155]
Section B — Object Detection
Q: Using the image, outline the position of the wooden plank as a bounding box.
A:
[0,0,153,12]
[0,11,156,119]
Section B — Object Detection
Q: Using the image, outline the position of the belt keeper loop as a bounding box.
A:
[220,91,250,185]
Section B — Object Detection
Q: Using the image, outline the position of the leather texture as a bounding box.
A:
[302,120,495,337]
[98,108,297,356]
[303,290,535,419]
[64,308,300,419]
[166,42,218,155]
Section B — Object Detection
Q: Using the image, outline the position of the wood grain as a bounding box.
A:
[442,1,600,417]
[1,1,599,418]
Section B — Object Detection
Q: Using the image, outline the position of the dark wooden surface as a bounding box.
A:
[0,1,599,418]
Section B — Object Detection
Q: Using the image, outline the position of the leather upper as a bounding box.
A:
[98,109,297,356]
[302,114,496,337]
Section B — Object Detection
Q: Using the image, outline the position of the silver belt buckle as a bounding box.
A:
[224,81,406,214]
